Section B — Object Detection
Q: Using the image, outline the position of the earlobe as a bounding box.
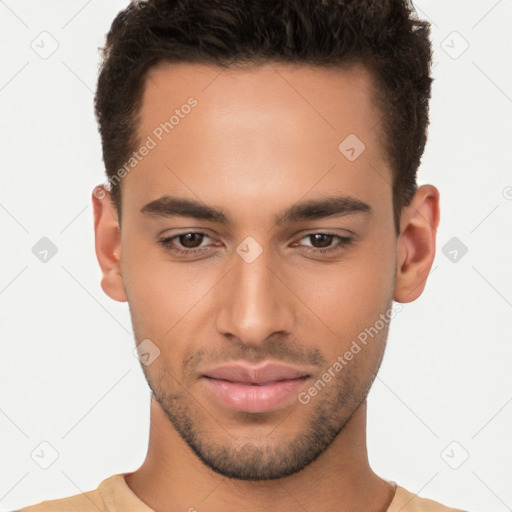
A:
[92,185,128,303]
[393,184,440,304]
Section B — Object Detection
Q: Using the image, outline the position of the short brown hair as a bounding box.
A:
[94,0,433,234]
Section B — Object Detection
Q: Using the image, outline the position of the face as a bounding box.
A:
[95,61,426,481]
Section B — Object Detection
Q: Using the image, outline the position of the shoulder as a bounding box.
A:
[10,477,113,512]
[389,484,470,512]
[11,490,105,512]
[10,474,152,512]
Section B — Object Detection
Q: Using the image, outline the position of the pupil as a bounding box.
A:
[312,234,332,248]
[180,233,203,248]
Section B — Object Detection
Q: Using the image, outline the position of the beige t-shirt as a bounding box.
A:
[12,474,469,512]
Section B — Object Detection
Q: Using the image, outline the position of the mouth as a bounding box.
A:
[200,363,311,413]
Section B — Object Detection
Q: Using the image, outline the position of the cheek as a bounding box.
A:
[122,241,180,338]
[122,244,220,343]
[123,260,197,381]
[288,245,395,342]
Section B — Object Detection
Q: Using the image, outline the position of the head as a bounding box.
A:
[92,0,439,481]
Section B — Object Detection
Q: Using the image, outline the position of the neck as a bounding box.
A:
[124,396,396,512]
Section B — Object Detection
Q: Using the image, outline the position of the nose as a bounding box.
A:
[215,243,296,346]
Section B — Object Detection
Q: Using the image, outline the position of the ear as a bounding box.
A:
[393,184,440,303]
[92,185,127,302]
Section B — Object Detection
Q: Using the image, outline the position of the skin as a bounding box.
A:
[92,61,439,512]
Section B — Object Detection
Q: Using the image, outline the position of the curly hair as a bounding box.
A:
[94,0,433,234]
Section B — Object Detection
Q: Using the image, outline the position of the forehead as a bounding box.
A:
[122,61,390,221]
[139,60,381,136]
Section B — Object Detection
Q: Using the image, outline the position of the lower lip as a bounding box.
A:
[203,377,309,413]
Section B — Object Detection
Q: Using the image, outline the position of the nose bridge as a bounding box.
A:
[215,242,294,344]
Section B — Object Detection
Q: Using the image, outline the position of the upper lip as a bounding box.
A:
[202,363,311,384]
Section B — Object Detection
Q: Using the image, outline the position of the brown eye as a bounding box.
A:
[308,233,334,248]
[297,233,354,255]
[178,232,205,248]
[157,232,214,256]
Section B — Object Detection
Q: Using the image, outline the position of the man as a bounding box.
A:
[14,0,469,510]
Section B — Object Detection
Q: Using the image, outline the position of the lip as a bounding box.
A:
[202,363,310,383]
[201,363,311,413]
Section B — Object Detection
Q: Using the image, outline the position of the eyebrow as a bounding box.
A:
[140,194,372,225]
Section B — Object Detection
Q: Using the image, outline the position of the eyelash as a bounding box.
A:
[157,232,354,257]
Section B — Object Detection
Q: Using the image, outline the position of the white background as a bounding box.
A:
[1,1,511,511]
